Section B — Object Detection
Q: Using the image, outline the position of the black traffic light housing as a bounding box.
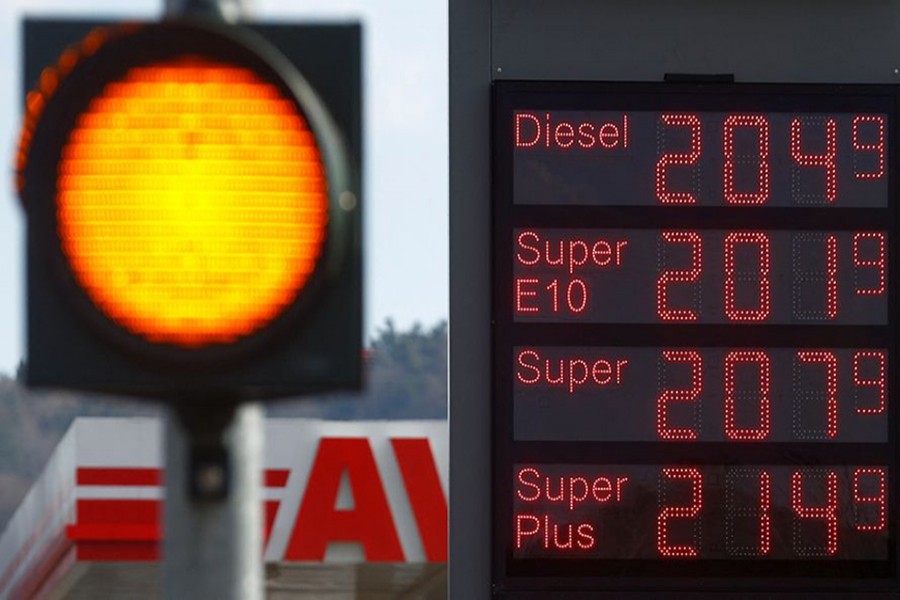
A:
[20,19,362,400]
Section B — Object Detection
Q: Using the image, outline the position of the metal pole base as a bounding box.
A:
[162,402,263,600]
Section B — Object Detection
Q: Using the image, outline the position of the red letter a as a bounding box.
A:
[285,438,404,561]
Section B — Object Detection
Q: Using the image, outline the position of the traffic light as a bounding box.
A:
[17,19,362,399]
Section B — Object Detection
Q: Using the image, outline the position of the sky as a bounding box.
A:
[0,0,448,375]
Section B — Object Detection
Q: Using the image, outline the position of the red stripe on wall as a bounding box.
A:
[77,467,291,487]
[76,499,158,525]
[76,542,159,562]
[77,468,161,486]
[70,499,279,553]
[67,523,159,542]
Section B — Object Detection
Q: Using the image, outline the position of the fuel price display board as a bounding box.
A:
[492,82,900,594]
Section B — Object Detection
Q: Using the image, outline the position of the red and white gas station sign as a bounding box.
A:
[0,419,447,600]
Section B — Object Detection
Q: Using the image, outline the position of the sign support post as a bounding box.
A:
[154,2,264,598]
[162,402,263,599]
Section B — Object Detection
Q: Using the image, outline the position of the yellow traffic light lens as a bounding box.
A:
[56,57,329,348]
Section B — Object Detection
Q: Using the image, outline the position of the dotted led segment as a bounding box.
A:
[852,115,885,179]
[723,351,772,441]
[853,468,887,532]
[790,470,839,556]
[655,114,701,204]
[656,231,702,321]
[657,467,703,558]
[853,351,887,415]
[723,115,770,205]
[794,351,839,439]
[56,57,329,347]
[723,232,771,322]
[656,350,702,441]
[790,117,837,203]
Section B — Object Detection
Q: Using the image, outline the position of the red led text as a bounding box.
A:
[657,349,887,441]
[516,230,628,274]
[656,113,885,205]
[515,112,629,151]
[516,349,629,394]
[515,515,596,551]
[516,467,629,509]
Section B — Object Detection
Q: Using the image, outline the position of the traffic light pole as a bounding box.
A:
[162,401,264,599]
[154,3,265,598]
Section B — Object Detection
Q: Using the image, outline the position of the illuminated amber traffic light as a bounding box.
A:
[56,58,329,347]
[19,19,361,396]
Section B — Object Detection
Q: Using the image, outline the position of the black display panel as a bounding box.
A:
[492,82,900,595]
[513,229,887,324]
[512,465,888,560]
[514,111,887,207]
[515,347,887,442]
